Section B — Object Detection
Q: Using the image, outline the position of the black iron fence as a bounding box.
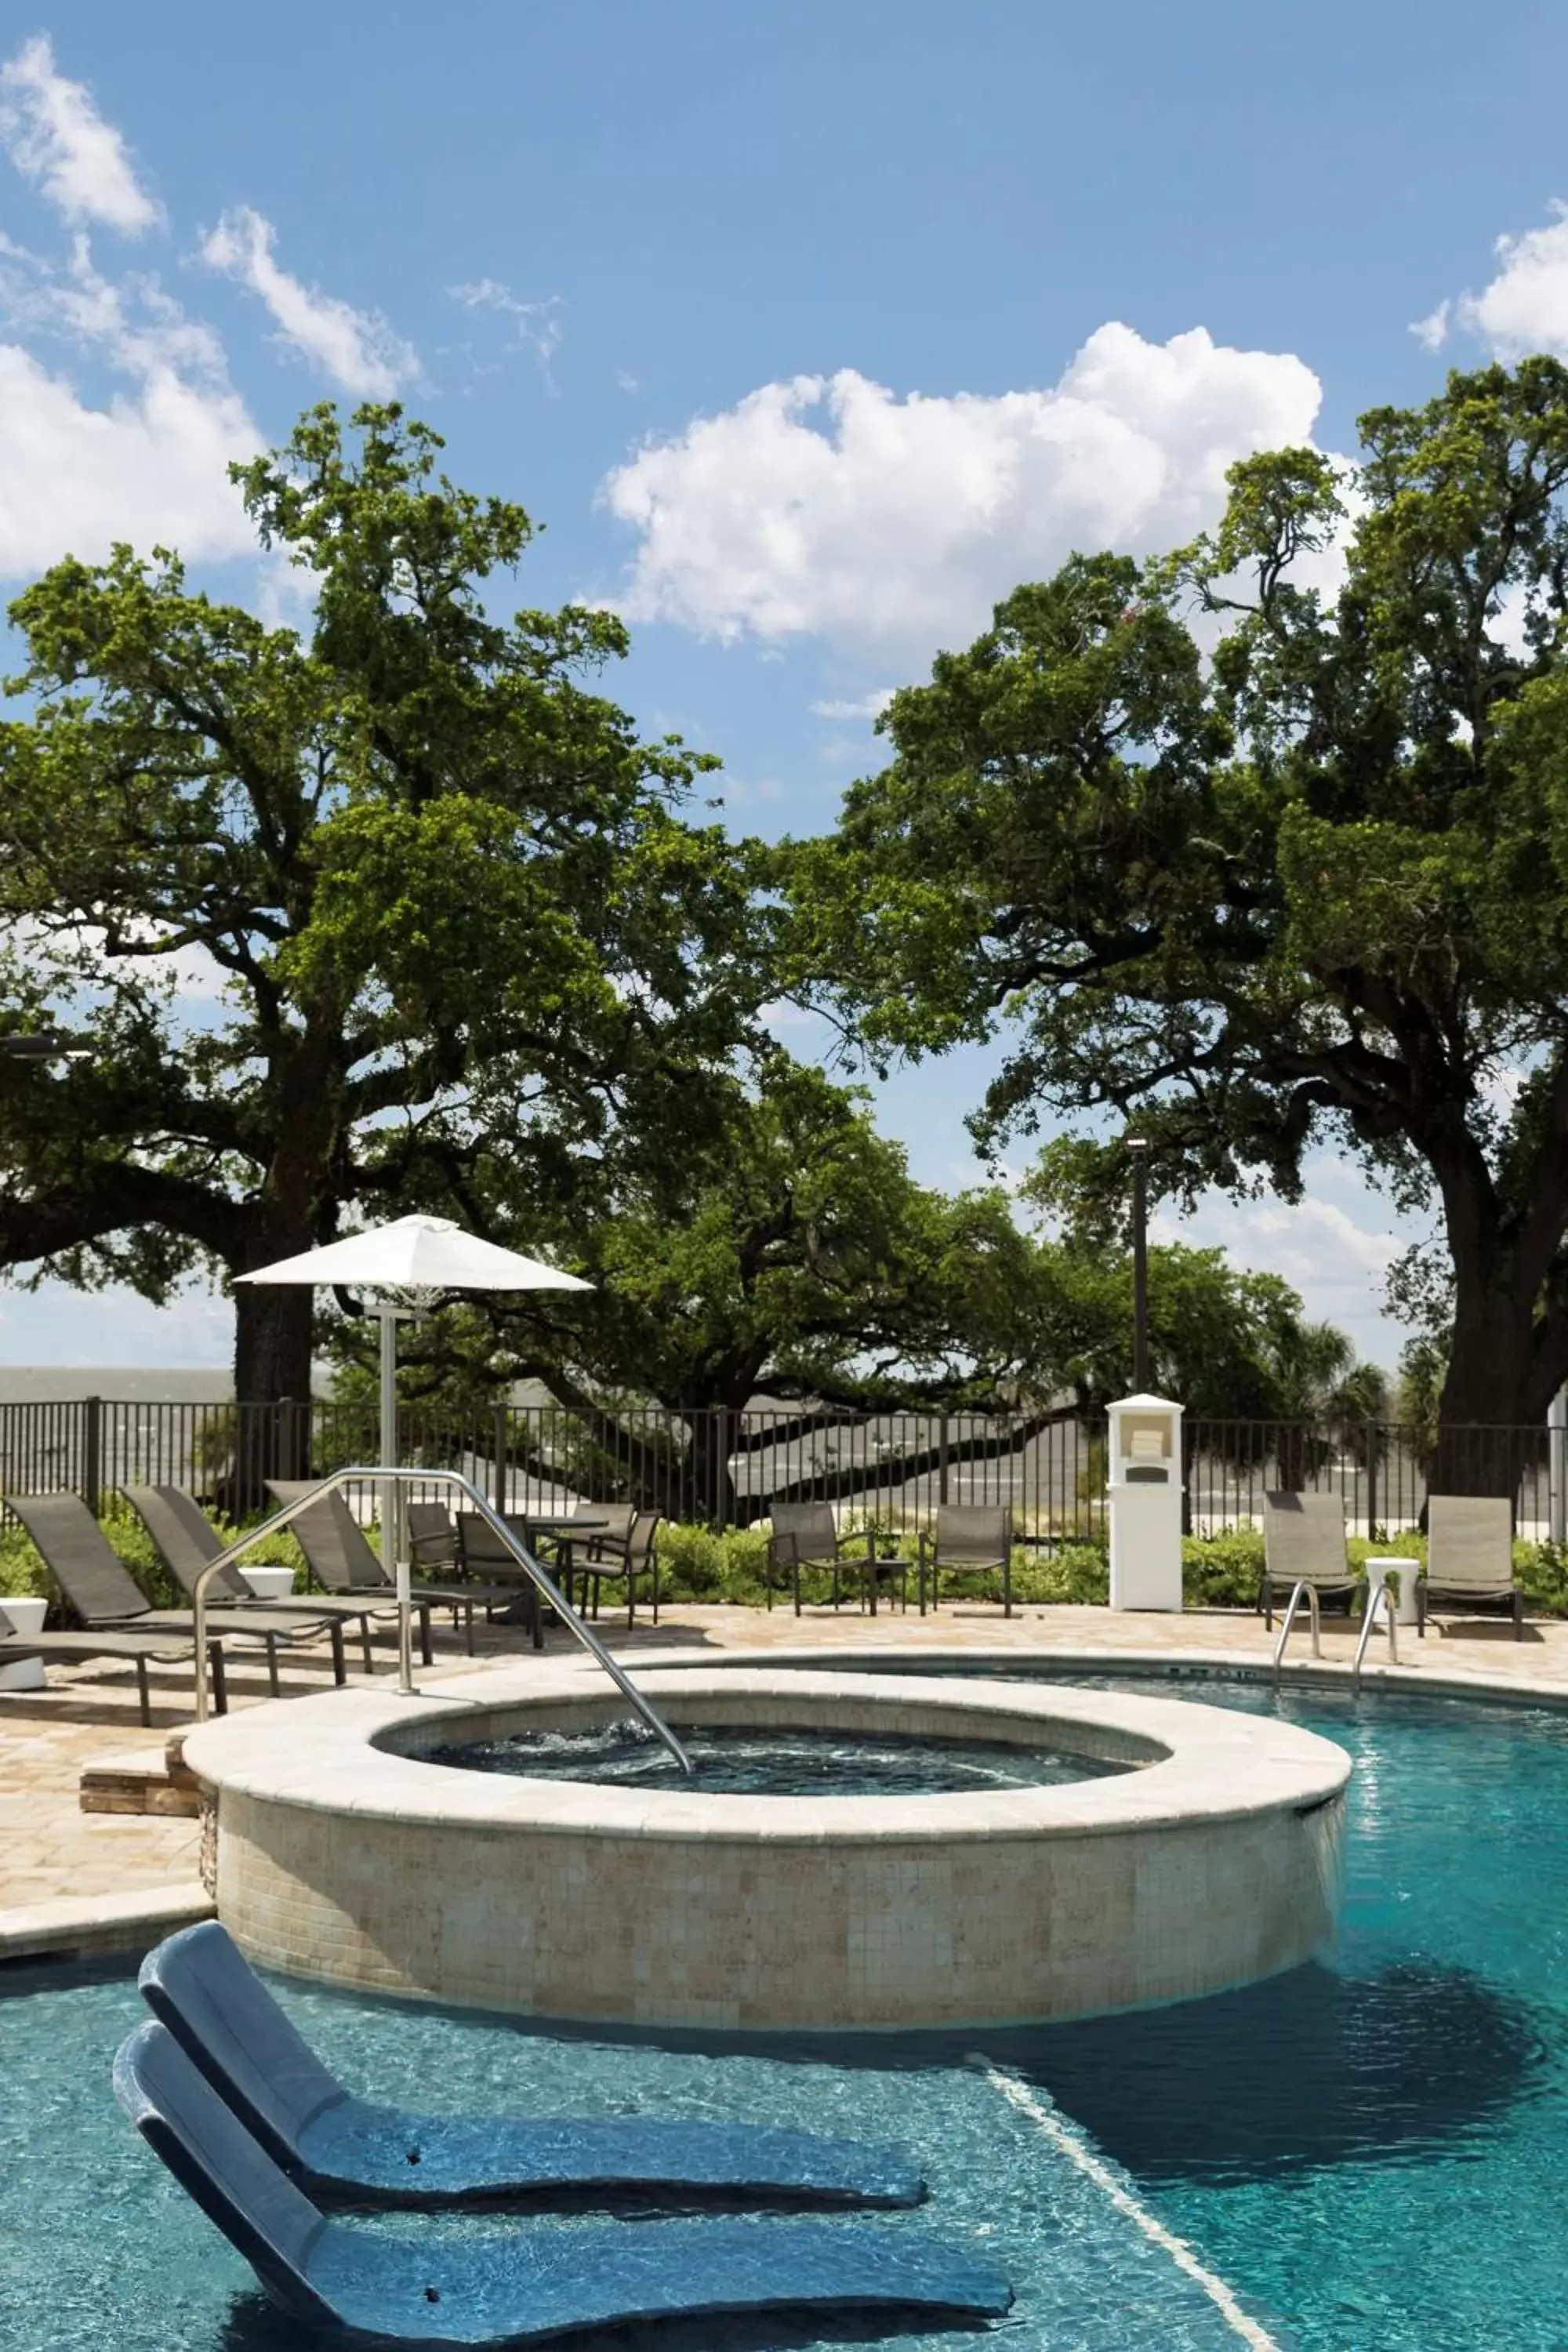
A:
[1,1398,1565,1541]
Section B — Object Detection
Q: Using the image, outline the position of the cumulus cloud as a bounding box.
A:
[0,231,257,577]
[0,34,158,231]
[201,206,416,396]
[600,323,1324,655]
[1416,202,1568,361]
[810,691,895,720]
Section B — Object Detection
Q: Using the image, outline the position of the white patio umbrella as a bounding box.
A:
[238,1215,592,1667]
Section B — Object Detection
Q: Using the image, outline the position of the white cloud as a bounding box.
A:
[1417,202,1568,361]
[0,34,158,232]
[1151,1173,1408,1365]
[201,206,416,396]
[448,277,563,380]
[810,691,895,720]
[0,227,258,576]
[600,322,1324,655]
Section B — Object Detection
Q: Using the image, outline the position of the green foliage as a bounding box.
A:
[788,361,1568,1442]
[0,403,762,1401]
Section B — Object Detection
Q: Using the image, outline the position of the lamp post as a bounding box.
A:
[1127,1134,1151,1392]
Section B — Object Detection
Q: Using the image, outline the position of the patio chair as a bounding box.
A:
[140,1920,923,2206]
[1260,1491,1364,1628]
[6,1491,340,1700]
[579,1508,662,1625]
[766,1502,887,1616]
[405,1499,458,1574]
[0,1598,228,1726]
[1421,1494,1525,1639]
[268,1482,534,1660]
[917,1506,1014,1618]
[123,1483,379,1675]
[114,2021,1010,2345]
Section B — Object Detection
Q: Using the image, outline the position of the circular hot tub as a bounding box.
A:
[182,1662,1350,2030]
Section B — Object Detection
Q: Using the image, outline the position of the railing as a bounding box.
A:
[187,1465,693,1775]
[1352,1579,1399,1686]
[1272,1579,1322,1675]
[1,1396,1564,1543]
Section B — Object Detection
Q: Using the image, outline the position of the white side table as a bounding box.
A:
[0,1595,47,1689]
[241,1566,297,1604]
[1367,1554,1421,1627]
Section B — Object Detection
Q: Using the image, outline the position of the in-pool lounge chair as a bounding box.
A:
[1421,1494,1526,1639]
[125,1483,383,1676]
[115,2021,1011,2349]
[140,1921,924,2209]
[6,1492,346,1698]
[917,1505,1014,1618]
[1260,1491,1363,1628]
[266,1481,519,1660]
[0,1598,228,1724]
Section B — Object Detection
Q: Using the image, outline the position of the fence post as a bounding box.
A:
[938,1411,950,1509]
[492,1403,509,1511]
[82,1394,102,1516]
[1365,1423,1379,1541]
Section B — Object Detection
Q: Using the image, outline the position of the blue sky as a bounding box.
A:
[3,2,1567,1370]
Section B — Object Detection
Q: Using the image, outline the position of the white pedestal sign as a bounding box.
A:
[1107,1392,1185,1612]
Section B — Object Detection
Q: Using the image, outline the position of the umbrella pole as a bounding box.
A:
[377,1305,413,1694]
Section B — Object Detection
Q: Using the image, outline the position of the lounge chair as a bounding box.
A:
[267,1480,516,1660]
[767,1502,891,1616]
[124,1483,381,1676]
[1261,1491,1363,1628]
[115,2020,1011,2347]
[140,1921,924,2208]
[0,1599,228,1725]
[917,1505,1014,1617]
[1421,1495,1526,1639]
[6,1492,344,1699]
[579,1508,662,1624]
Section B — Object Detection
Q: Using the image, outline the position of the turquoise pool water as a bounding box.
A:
[428,1720,1131,1794]
[2,1678,1564,2350]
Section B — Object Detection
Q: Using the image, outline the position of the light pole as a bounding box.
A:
[1127,1134,1151,1392]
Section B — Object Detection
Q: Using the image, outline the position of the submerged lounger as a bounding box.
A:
[115,2023,1012,2348]
[141,1922,924,2209]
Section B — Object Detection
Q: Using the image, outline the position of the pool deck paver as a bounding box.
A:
[5,1599,1568,1949]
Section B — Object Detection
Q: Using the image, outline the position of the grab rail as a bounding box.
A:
[1272,1578,1322,1675]
[1352,1577,1399,1687]
[188,1465,693,1774]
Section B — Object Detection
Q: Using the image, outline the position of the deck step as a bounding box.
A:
[79,1747,203,1818]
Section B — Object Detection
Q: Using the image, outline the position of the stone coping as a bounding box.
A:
[181,1662,1349,1846]
[0,1882,212,1962]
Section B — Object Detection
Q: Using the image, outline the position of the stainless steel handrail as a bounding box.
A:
[1272,1577,1322,1675]
[188,1465,692,1773]
[1352,1577,1399,1686]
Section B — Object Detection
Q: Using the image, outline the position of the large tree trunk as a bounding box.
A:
[227,1268,317,1511]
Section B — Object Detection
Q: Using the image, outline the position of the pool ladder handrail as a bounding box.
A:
[187,1465,693,1774]
[1272,1577,1323,1676]
[1352,1575,1399,1688]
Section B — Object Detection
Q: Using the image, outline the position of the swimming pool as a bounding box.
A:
[2,1676,1563,2350]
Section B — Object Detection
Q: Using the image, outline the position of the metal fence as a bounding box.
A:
[0,1397,1563,1541]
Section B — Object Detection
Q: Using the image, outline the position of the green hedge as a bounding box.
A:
[6,1506,1567,1619]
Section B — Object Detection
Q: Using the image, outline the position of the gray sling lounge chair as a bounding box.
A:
[7,1491,344,1698]
[1261,1491,1363,1628]
[140,1921,924,2208]
[124,1483,380,1676]
[917,1506,1014,1617]
[1421,1494,1526,1638]
[267,1481,517,1659]
[0,1599,227,1725]
[115,2021,1011,2347]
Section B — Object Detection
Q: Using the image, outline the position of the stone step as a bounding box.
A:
[79,1746,203,1818]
